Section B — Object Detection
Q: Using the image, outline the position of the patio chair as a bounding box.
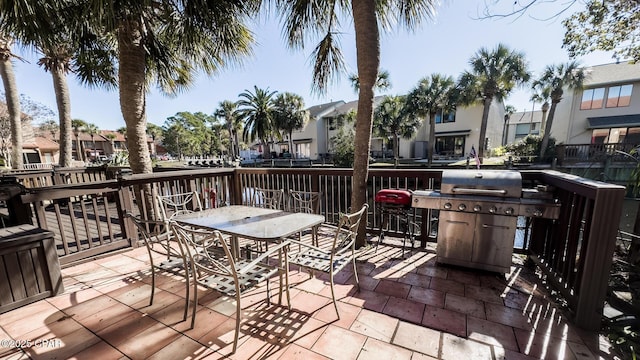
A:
[246,188,284,256]
[170,221,291,354]
[287,190,322,246]
[124,212,190,321]
[288,203,368,318]
[248,188,283,210]
[157,191,203,222]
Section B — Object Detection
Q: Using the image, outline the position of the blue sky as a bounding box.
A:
[11,1,616,130]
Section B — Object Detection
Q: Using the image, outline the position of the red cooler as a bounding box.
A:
[375,189,412,208]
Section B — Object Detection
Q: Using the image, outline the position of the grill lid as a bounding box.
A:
[440,170,522,198]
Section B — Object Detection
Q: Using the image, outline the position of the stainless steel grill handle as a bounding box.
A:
[482,224,511,229]
[451,188,507,195]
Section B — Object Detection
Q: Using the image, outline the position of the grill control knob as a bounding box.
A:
[443,202,452,210]
[473,205,482,212]
[504,207,514,215]
[458,204,467,211]
[533,209,543,217]
[489,206,497,213]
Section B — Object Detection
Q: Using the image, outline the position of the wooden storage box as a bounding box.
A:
[0,225,64,314]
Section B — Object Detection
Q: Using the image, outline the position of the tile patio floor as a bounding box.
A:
[0,238,620,359]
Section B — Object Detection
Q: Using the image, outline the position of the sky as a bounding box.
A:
[10,1,617,131]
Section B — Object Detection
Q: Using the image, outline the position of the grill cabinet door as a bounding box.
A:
[472,214,517,272]
[437,211,475,262]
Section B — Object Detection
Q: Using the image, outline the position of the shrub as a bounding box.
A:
[503,135,557,162]
[331,128,355,168]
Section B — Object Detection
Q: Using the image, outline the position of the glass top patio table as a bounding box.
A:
[174,205,325,305]
[172,205,325,242]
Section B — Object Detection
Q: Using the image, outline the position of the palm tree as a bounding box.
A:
[0,1,116,168]
[373,96,419,162]
[39,119,59,139]
[407,74,457,166]
[85,123,99,161]
[116,127,127,150]
[458,43,530,162]
[533,61,585,160]
[272,92,309,159]
[276,0,440,246]
[530,84,551,137]
[0,35,22,169]
[215,100,242,159]
[71,119,87,163]
[237,86,277,159]
[104,132,116,156]
[349,70,391,93]
[76,1,255,177]
[146,123,163,157]
[502,105,517,146]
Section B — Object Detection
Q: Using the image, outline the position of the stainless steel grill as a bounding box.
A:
[412,170,560,273]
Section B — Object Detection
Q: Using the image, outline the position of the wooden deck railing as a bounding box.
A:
[1,166,625,330]
[556,143,639,164]
[522,170,625,329]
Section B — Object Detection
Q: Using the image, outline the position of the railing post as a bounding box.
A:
[116,172,137,246]
[574,184,625,330]
[232,169,243,205]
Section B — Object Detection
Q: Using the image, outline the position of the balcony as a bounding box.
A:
[0,166,627,358]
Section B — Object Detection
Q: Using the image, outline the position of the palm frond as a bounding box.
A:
[310,31,345,95]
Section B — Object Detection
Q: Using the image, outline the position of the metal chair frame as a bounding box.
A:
[288,204,368,318]
[170,222,291,354]
[157,191,203,222]
[124,212,190,322]
[287,190,322,246]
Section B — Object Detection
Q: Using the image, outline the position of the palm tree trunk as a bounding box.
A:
[428,113,436,166]
[51,67,73,167]
[0,41,23,170]
[477,97,492,162]
[539,101,558,160]
[352,0,379,247]
[393,133,399,161]
[289,130,295,159]
[118,20,152,175]
[118,19,154,218]
[540,102,549,136]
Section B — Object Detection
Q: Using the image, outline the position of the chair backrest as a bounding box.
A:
[287,190,322,214]
[333,204,369,253]
[170,222,238,292]
[125,211,183,259]
[157,191,203,221]
[249,188,283,210]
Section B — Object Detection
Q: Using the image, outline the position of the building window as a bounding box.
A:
[592,127,640,144]
[516,123,537,140]
[580,87,605,110]
[295,143,310,158]
[435,136,465,157]
[435,110,456,124]
[606,84,633,108]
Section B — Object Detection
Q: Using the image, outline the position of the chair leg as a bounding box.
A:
[233,289,242,354]
[352,256,360,291]
[149,266,156,307]
[183,266,190,322]
[284,253,291,310]
[330,271,340,319]
[189,279,198,329]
